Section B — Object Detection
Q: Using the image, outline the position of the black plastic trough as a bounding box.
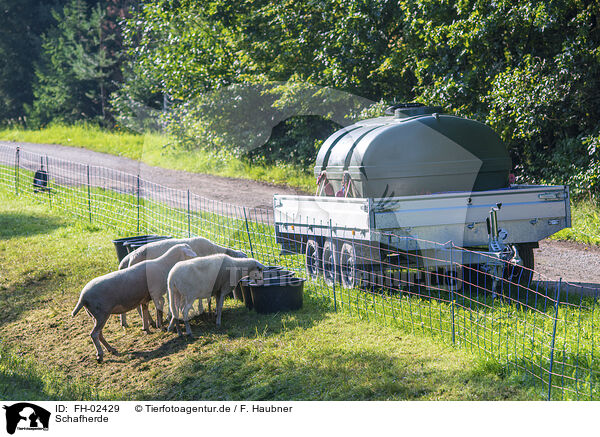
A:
[125,235,171,253]
[237,269,295,310]
[249,277,305,314]
[111,235,171,264]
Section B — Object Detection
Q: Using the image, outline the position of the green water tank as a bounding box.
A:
[314,108,512,198]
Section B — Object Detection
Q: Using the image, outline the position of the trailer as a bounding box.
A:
[273,104,571,290]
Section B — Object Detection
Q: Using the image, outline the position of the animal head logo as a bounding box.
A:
[3,403,50,435]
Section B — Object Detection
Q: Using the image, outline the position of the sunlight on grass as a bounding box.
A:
[0,190,540,400]
[0,123,314,192]
[552,200,600,245]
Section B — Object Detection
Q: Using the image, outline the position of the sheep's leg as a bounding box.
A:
[169,315,183,336]
[167,312,180,335]
[99,331,118,355]
[156,309,164,330]
[182,300,194,336]
[137,305,157,329]
[215,289,228,327]
[167,286,181,335]
[155,296,165,330]
[90,313,110,363]
[120,313,129,328]
[140,303,152,333]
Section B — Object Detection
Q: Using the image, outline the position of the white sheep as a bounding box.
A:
[72,244,197,362]
[167,254,264,336]
[119,237,246,269]
[118,236,246,327]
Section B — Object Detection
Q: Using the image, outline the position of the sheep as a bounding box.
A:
[119,237,246,270]
[117,236,246,328]
[167,254,264,336]
[72,244,197,362]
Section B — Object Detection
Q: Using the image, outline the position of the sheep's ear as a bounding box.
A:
[184,248,197,257]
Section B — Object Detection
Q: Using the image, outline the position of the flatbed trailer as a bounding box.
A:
[274,184,571,289]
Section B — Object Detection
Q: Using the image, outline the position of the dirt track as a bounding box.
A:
[1,141,307,210]
[2,140,599,288]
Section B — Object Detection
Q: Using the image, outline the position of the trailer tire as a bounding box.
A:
[305,239,321,280]
[322,239,338,286]
[340,243,359,289]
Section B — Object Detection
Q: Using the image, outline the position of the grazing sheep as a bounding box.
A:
[118,236,246,327]
[72,244,197,362]
[119,237,246,269]
[167,255,264,336]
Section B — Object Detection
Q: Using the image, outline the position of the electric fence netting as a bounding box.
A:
[0,144,598,400]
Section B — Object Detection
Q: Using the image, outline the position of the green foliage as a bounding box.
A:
[28,0,124,127]
[122,0,600,196]
[394,0,600,196]
[2,0,600,197]
[0,0,64,124]
[552,199,600,246]
[247,116,339,168]
[161,80,355,166]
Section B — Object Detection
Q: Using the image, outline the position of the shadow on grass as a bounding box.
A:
[129,295,331,364]
[0,368,56,401]
[0,272,61,328]
[0,212,64,240]
[129,335,195,362]
[132,295,535,401]
[0,347,110,401]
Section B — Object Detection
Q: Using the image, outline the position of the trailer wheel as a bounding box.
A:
[322,239,338,286]
[305,239,321,280]
[340,243,358,289]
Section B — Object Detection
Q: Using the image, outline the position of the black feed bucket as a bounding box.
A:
[125,235,171,253]
[111,235,171,264]
[249,277,305,314]
[237,268,294,310]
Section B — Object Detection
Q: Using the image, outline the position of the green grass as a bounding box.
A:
[0,123,314,192]
[1,163,598,400]
[552,199,600,245]
[0,190,541,400]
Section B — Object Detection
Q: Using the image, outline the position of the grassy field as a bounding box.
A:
[551,200,600,246]
[0,123,314,192]
[0,190,543,400]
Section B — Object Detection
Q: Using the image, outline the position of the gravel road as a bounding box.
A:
[1,140,307,210]
[2,140,599,289]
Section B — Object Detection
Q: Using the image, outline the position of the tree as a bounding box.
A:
[120,0,600,196]
[28,0,126,126]
[0,0,64,124]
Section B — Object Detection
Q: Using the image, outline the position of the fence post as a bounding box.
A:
[46,156,51,207]
[86,165,92,222]
[450,244,456,345]
[243,207,254,258]
[187,189,191,237]
[548,278,561,401]
[15,147,19,195]
[329,219,337,312]
[592,288,597,400]
[136,174,140,234]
